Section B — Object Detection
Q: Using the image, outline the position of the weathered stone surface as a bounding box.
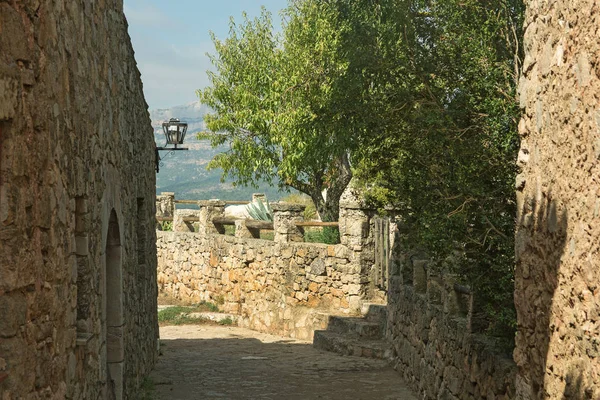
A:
[272,202,306,243]
[0,292,27,338]
[0,1,158,398]
[0,76,18,121]
[515,1,600,398]
[156,192,175,219]
[173,209,200,232]
[156,231,371,340]
[386,263,516,400]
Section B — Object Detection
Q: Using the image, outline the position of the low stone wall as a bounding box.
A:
[387,260,517,400]
[157,232,365,339]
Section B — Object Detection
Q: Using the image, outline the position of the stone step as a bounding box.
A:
[360,303,388,324]
[313,330,391,360]
[326,316,383,339]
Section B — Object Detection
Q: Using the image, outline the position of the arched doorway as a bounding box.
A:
[104,210,124,399]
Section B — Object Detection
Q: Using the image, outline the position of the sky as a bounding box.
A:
[124,0,287,110]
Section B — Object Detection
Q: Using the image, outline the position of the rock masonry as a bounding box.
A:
[386,258,517,400]
[515,1,600,398]
[0,1,158,399]
[156,199,375,340]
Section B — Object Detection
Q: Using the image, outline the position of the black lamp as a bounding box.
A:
[156,118,189,172]
[162,118,188,147]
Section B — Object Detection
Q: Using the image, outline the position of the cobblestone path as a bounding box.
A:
[150,325,417,400]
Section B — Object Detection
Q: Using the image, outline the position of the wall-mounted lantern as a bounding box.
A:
[155,118,189,173]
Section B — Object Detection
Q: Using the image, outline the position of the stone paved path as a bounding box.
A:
[151,325,418,400]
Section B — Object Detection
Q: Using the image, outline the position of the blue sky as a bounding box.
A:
[124,0,287,110]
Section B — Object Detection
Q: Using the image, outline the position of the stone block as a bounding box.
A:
[0,77,18,121]
[75,236,89,256]
[0,292,27,338]
[309,258,326,276]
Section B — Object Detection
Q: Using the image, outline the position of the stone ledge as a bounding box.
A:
[198,200,226,207]
[271,202,306,212]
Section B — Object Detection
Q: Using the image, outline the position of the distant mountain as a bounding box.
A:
[152,101,286,202]
[150,101,208,137]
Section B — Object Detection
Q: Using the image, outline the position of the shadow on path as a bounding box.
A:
[150,325,417,400]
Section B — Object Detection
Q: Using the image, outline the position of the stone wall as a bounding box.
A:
[156,197,380,340]
[157,232,363,339]
[515,1,600,398]
[0,1,158,399]
[386,257,517,400]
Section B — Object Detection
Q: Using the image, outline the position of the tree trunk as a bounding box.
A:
[310,153,352,222]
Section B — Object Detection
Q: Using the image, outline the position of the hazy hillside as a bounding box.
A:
[152,101,285,202]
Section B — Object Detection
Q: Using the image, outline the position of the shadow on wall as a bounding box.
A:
[515,193,594,399]
[562,370,588,400]
[515,193,566,397]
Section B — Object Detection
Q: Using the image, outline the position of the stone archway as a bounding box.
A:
[104,210,124,400]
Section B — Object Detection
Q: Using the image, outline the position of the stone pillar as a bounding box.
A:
[338,193,370,249]
[234,220,260,239]
[198,200,226,236]
[339,186,375,302]
[252,193,267,203]
[272,203,305,243]
[156,192,175,219]
[173,209,201,232]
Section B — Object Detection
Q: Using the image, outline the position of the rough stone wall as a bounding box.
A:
[387,258,517,400]
[0,1,158,399]
[515,2,600,398]
[157,232,365,339]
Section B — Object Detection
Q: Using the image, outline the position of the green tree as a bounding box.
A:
[350,0,524,338]
[197,4,355,221]
[199,0,524,338]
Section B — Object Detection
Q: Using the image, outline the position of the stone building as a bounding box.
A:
[0,1,158,399]
[516,1,600,398]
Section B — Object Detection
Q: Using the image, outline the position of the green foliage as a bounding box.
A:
[304,227,340,245]
[346,0,524,338]
[214,295,225,306]
[198,0,523,340]
[198,301,220,312]
[197,4,354,221]
[160,221,173,231]
[246,199,273,221]
[157,306,199,324]
[281,193,318,221]
[158,303,220,325]
[218,317,234,326]
[260,231,275,241]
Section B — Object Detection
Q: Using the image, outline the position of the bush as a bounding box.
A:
[304,226,340,244]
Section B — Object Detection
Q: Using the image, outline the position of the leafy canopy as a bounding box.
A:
[350,0,524,338]
[198,3,356,220]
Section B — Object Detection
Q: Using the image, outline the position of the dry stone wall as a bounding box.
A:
[515,1,600,398]
[387,267,517,400]
[157,232,366,340]
[156,195,383,340]
[0,1,158,399]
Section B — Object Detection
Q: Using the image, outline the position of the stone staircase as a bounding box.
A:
[313,303,391,359]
